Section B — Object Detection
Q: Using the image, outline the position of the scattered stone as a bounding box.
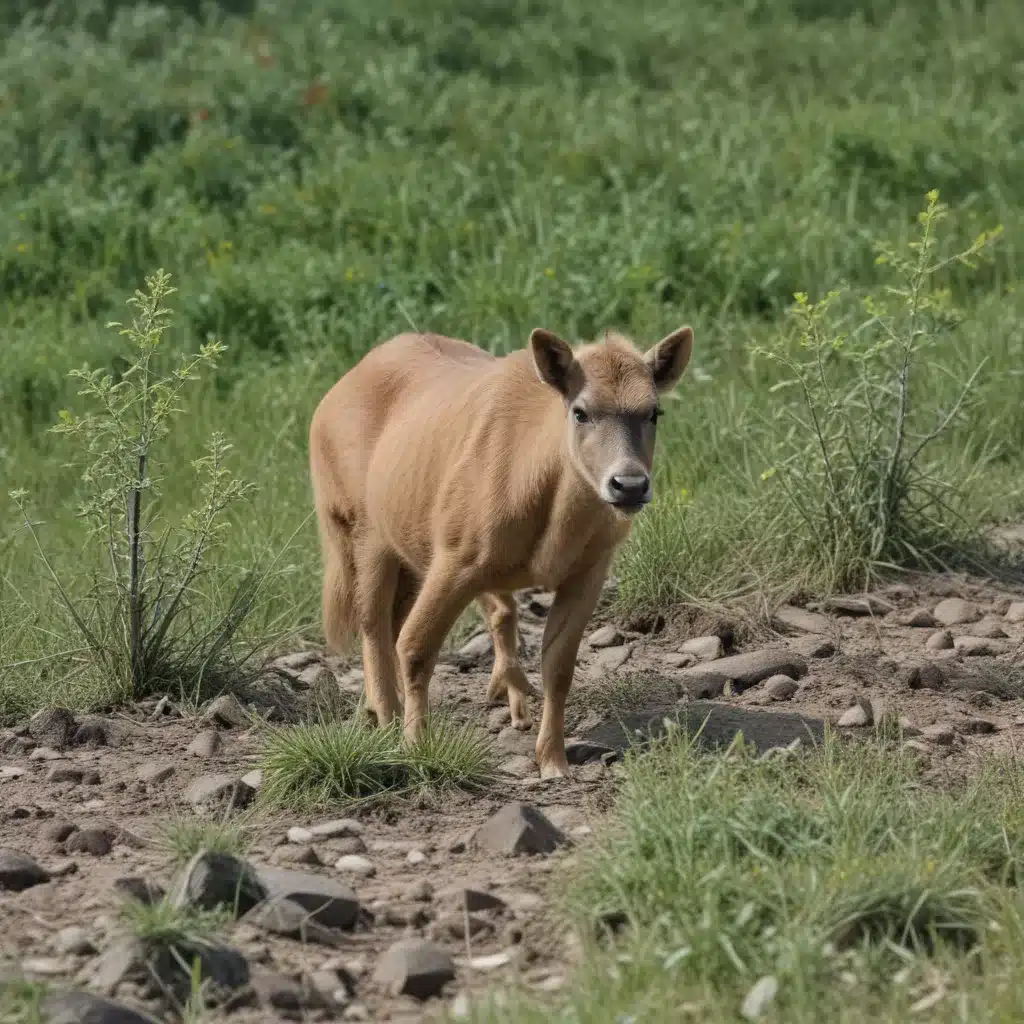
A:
[42,821,77,845]
[274,651,321,673]
[921,724,955,746]
[241,768,263,790]
[41,988,159,1024]
[243,899,344,946]
[926,630,954,651]
[47,765,84,785]
[184,773,254,811]
[468,949,517,971]
[270,844,322,867]
[203,693,250,729]
[112,876,165,905]
[288,826,315,844]
[487,707,512,732]
[662,652,697,669]
[66,828,111,857]
[588,625,624,649]
[335,854,376,878]
[0,848,49,890]
[960,718,998,735]
[680,636,724,662]
[498,755,536,778]
[250,970,305,1017]
[73,719,110,747]
[254,865,360,930]
[564,739,615,765]
[473,802,568,856]
[332,836,369,856]
[28,707,78,750]
[903,740,932,757]
[821,595,893,616]
[764,675,799,701]
[0,765,27,780]
[772,605,831,634]
[373,939,455,1000]
[172,851,266,916]
[432,911,494,941]
[837,701,872,728]
[1005,602,1024,624]
[970,620,1009,639]
[933,598,981,627]
[304,968,354,1007]
[497,726,533,755]
[406,849,427,866]
[187,729,222,758]
[592,645,632,674]
[49,859,78,878]
[30,746,64,761]
[953,636,1006,657]
[54,925,96,956]
[406,880,434,902]
[741,975,779,1019]
[678,649,807,699]
[456,632,492,664]
[310,818,364,839]
[136,762,175,785]
[899,608,936,628]
[806,638,837,659]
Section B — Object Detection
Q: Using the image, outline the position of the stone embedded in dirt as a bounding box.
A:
[112,876,165,905]
[42,821,77,846]
[960,718,998,735]
[406,849,427,866]
[30,745,64,761]
[66,828,112,857]
[54,925,96,956]
[253,865,361,930]
[903,739,932,758]
[184,773,255,811]
[335,854,376,878]
[899,607,936,628]
[468,949,518,971]
[332,836,369,856]
[901,662,946,690]
[821,594,894,617]
[441,886,507,915]
[1005,601,1024,623]
[243,898,344,946]
[926,630,954,651]
[680,635,724,662]
[933,598,981,626]
[186,728,222,758]
[591,645,632,674]
[921,723,955,745]
[28,707,78,750]
[741,975,779,1020]
[677,649,808,699]
[22,956,71,977]
[497,726,534,755]
[0,848,50,890]
[953,636,1007,657]
[499,755,536,778]
[49,859,78,878]
[487,707,512,732]
[431,911,494,942]
[73,719,111,748]
[764,675,799,701]
[249,970,309,1017]
[288,826,315,844]
[274,651,321,674]
[663,651,697,669]
[41,988,160,1024]
[837,701,872,728]
[309,818,364,839]
[406,880,434,903]
[805,638,837,659]
[1,765,27,780]
[203,692,251,729]
[473,802,568,856]
[47,765,84,784]
[373,939,456,1000]
[456,631,493,665]
[271,844,322,867]
[564,739,615,765]
[772,605,832,634]
[588,624,624,649]
[970,619,1009,639]
[82,770,101,786]
[241,768,264,790]
[304,967,353,1007]
[136,762,174,785]
[172,850,266,916]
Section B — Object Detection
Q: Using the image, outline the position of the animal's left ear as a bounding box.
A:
[645,326,694,393]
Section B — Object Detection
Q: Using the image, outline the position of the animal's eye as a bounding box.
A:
[572,407,590,424]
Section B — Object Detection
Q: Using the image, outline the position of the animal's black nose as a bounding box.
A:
[609,473,650,502]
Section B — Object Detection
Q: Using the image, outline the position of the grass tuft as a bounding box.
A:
[155,815,253,867]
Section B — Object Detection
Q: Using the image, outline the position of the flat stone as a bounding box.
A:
[468,949,517,971]
[183,774,254,810]
[497,726,533,755]
[764,675,799,701]
[921,724,955,745]
[741,975,778,1019]
[498,755,535,778]
[1005,602,1024,623]
[373,939,456,1000]
[270,844,323,866]
[805,638,837,659]
[960,718,998,735]
[136,762,175,785]
[933,598,981,626]
[274,651,321,673]
[473,802,568,856]
[926,630,954,651]
[680,636,724,662]
[310,818,363,839]
[22,957,70,977]
[335,854,376,878]
[953,636,1007,657]
[42,821,77,845]
[0,765,27,780]
[588,625,624,649]
[431,911,494,941]
[970,620,1009,639]
[821,595,894,616]
[47,765,84,784]
[837,703,872,728]
[678,649,807,699]
[65,828,111,857]
[73,720,111,748]
[203,693,250,729]
[28,707,78,749]
[187,729,222,758]
[441,885,507,914]
[0,848,50,890]
[406,849,427,866]
[54,925,96,956]
[30,746,64,761]
[171,851,265,916]
[241,768,264,790]
[772,605,832,634]
[899,608,936,628]
[41,988,160,1024]
[592,645,632,674]
[288,826,315,844]
[253,865,360,930]
[243,898,344,946]
[662,652,697,669]
[564,740,615,765]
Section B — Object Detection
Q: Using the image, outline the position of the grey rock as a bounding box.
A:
[528,592,554,616]
[497,726,533,755]
[970,619,1009,639]
[54,925,96,956]
[304,968,353,1007]
[0,848,50,890]
[443,887,507,914]
[112,876,165,905]
[273,651,321,674]
[431,911,494,941]
[592,645,632,674]
[309,818,364,839]
[837,701,872,728]
[487,707,512,731]
[933,598,981,627]
[253,865,360,930]
[47,766,84,784]
[821,595,894,616]
[240,768,263,790]
[1006,601,1024,623]
[498,755,536,778]
[680,636,724,662]
[953,636,1007,657]
[926,630,954,651]
[73,719,111,748]
[564,740,615,765]
[335,854,376,878]
[678,649,807,699]
[28,707,78,750]
[960,718,998,735]
[136,763,175,785]
[203,693,250,729]
[66,828,112,857]
[270,844,322,866]
[764,675,799,701]
[250,969,306,1017]
[287,826,314,844]
[1,765,27,780]
[42,821,77,845]
[473,802,568,856]
[243,898,344,946]
[772,605,832,634]
[331,836,369,856]
[922,723,955,745]
[187,729,222,758]
[663,652,697,669]
[899,608,936,628]
[183,773,254,811]
[456,632,492,664]
[373,939,455,1000]
[40,988,160,1024]
[588,625,624,649]
[171,851,265,916]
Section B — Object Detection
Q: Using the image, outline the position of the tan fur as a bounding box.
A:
[309,324,693,777]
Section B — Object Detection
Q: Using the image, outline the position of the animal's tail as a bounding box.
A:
[317,504,360,654]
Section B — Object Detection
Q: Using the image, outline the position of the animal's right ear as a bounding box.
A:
[529,328,582,398]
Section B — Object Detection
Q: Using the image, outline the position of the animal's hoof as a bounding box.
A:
[538,759,570,780]
[511,715,534,732]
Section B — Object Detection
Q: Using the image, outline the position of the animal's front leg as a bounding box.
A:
[536,557,610,779]
[395,559,474,744]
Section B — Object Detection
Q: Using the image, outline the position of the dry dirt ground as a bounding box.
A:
[3,570,1024,1022]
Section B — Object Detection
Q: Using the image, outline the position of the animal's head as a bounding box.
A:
[529,325,693,516]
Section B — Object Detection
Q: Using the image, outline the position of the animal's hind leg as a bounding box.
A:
[354,538,403,726]
[478,592,535,731]
[389,566,419,710]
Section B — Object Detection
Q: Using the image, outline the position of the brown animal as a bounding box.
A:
[309,324,693,778]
